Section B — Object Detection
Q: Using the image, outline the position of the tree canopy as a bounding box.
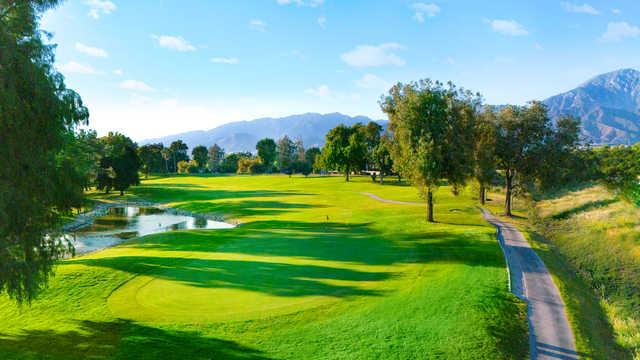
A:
[256,138,277,172]
[0,0,90,302]
[322,124,367,181]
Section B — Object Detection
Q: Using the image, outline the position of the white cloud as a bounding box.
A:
[561,2,600,15]
[354,74,390,91]
[484,19,529,36]
[443,56,455,65]
[276,0,324,7]
[600,21,640,42]
[412,3,440,22]
[150,35,196,52]
[305,84,332,98]
[85,0,116,19]
[211,57,239,64]
[75,42,108,57]
[318,16,326,29]
[57,61,98,74]
[130,94,153,105]
[341,43,406,67]
[159,98,179,107]
[534,42,544,51]
[612,8,621,15]
[119,80,155,92]
[113,69,123,76]
[249,19,267,32]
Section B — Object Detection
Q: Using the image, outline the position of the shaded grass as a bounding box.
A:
[0,175,527,359]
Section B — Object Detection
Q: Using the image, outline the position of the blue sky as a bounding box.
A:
[42,0,640,140]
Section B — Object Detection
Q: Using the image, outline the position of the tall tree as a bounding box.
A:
[381,80,478,222]
[322,124,367,181]
[207,144,224,172]
[363,121,383,171]
[493,102,580,216]
[138,143,164,178]
[168,140,189,173]
[191,145,208,172]
[474,108,498,205]
[373,134,393,184]
[0,0,90,302]
[277,135,296,174]
[256,138,276,172]
[97,133,141,196]
[305,147,321,173]
[294,138,305,162]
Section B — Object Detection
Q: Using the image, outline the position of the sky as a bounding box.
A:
[41,0,640,140]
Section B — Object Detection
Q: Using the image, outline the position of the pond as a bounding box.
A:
[68,206,233,255]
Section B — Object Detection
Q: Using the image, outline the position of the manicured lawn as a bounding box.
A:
[0,175,527,359]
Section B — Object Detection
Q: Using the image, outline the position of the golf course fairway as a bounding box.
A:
[0,175,527,359]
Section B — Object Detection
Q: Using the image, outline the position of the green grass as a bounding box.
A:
[487,185,639,359]
[0,175,527,359]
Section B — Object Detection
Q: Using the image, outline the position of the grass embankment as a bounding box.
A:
[487,185,639,359]
[0,175,527,359]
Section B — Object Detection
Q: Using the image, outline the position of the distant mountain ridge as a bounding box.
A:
[143,68,640,150]
[544,68,640,144]
[142,113,386,153]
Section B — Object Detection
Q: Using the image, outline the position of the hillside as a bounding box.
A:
[142,113,385,152]
[544,68,640,144]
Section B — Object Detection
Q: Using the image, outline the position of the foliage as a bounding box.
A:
[138,143,165,177]
[276,136,296,174]
[237,156,265,174]
[96,132,141,195]
[322,124,367,181]
[492,103,580,216]
[380,79,478,221]
[372,134,393,183]
[256,138,276,172]
[0,0,90,302]
[191,145,208,172]
[474,108,498,204]
[167,140,189,173]
[594,145,640,194]
[177,160,190,174]
[207,144,224,173]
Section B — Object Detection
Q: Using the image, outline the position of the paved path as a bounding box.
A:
[361,192,579,359]
[481,209,579,360]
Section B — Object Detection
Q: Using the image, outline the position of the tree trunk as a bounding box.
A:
[504,170,513,217]
[479,185,486,205]
[120,190,124,196]
[379,172,383,184]
[426,189,434,222]
[345,166,350,182]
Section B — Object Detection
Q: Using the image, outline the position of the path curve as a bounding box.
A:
[481,209,578,360]
[362,192,578,359]
[362,192,423,206]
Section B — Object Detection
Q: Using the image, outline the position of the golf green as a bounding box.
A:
[0,175,527,359]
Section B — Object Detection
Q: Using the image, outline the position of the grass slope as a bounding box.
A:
[0,175,527,359]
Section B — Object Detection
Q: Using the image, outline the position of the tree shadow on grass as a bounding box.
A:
[72,255,392,298]
[131,186,314,203]
[550,198,617,220]
[174,200,326,218]
[0,319,271,360]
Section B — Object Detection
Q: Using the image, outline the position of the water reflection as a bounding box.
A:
[69,206,233,255]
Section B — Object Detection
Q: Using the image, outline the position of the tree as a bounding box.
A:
[294,138,306,162]
[596,145,640,192]
[474,108,498,205]
[207,144,224,172]
[493,102,580,216]
[177,160,190,174]
[191,145,208,172]
[305,147,321,173]
[138,143,164,178]
[373,134,393,184]
[277,135,296,174]
[256,138,276,172]
[323,124,367,181]
[381,80,478,222]
[219,153,243,173]
[363,122,383,170]
[97,133,141,196]
[0,0,91,302]
[168,140,189,173]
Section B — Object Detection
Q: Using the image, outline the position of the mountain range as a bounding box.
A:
[143,68,640,151]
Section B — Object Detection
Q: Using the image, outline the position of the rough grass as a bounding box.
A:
[0,175,527,359]
[488,184,640,359]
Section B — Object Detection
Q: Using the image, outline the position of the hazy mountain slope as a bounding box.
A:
[544,68,640,144]
[143,113,385,152]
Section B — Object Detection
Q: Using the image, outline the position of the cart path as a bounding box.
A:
[481,209,578,360]
[362,192,578,359]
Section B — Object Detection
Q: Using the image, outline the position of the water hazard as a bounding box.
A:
[68,206,233,254]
